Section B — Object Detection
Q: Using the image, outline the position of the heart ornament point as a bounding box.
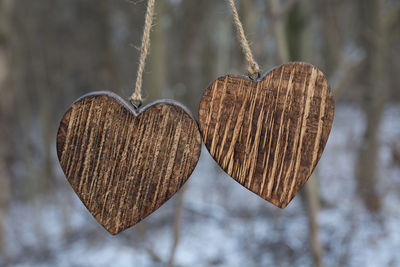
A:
[57,91,201,234]
[199,62,334,208]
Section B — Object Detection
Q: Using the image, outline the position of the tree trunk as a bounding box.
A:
[305,174,323,267]
[146,0,166,103]
[320,1,341,75]
[174,0,213,113]
[286,0,324,266]
[167,186,186,267]
[270,0,289,64]
[238,0,259,72]
[0,0,13,262]
[356,0,386,212]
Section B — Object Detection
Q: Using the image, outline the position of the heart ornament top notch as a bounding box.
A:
[57,91,201,234]
[198,62,334,208]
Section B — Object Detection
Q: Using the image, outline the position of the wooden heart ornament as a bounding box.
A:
[199,62,334,208]
[57,92,201,234]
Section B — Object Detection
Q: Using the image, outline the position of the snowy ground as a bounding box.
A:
[2,104,400,267]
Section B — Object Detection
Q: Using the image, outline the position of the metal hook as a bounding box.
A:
[248,72,261,81]
[130,99,142,110]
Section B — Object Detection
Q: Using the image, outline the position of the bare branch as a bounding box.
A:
[330,46,366,100]
[167,186,186,267]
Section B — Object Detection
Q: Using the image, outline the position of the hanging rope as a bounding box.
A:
[227,0,261,79]
[130,0,156,107]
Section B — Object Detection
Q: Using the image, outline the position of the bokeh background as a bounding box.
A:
[0,0,400,266]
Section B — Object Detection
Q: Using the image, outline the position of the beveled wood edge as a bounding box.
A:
[200,62,334,94]
[67,91,198,121]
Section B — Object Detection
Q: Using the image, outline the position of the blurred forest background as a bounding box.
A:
[0,0,399,266]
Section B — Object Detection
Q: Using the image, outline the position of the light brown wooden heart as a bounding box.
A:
[198,62,334,208]
[57,91,201,234]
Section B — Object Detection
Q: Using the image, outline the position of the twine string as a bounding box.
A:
[130,0,260,105]
[130,0,156,107]
[227,0,261,79]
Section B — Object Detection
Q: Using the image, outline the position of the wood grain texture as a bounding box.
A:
[198,62,334,208]
[57,91,201,234]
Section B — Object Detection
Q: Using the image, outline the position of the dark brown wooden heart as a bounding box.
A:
[198,62,334,208]
[57,91,201,234]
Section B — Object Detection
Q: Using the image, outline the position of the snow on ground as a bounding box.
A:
[2,104,400,267]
